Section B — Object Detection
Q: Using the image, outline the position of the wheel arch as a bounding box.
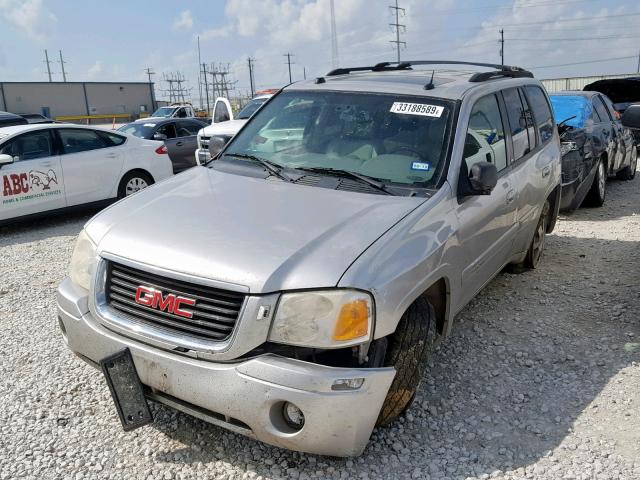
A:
[545,183,561,234]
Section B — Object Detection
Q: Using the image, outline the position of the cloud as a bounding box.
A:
[87,61,103,79]
[198,25,233,40]
[0,0,57,41]
[173,9,193,30]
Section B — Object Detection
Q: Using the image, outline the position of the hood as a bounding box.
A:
[87,167,423,293]
[200,119,247,137]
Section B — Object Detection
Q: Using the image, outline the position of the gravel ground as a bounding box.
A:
[1,173,639,480]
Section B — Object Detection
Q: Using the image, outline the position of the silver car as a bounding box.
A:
[57,61,561,456]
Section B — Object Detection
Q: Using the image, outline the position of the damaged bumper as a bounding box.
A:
[56,278,395,457]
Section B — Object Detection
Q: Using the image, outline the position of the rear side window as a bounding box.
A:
[502,88,534,161]
[214,102,231,123]
[525,86,554,143]
[99,131,126,146]
[0,130,54,161]
[464,94,508,172]
[58,129,109,154]
[593,97,610,123]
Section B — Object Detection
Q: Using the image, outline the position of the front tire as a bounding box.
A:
[376,297,437,427]
[584,158,606,207]
[117,171,154,199]
[509,200,549,272]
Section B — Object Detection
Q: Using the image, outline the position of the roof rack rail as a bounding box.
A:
[325,60,534,82]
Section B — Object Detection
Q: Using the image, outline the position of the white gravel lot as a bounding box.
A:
[1,172,639,480]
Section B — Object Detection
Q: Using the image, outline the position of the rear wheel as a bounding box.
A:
[117,171,154,199]
[376,297,437,427]
[509,200,550,272]
[584,158,606,207]
[616,146,637,180]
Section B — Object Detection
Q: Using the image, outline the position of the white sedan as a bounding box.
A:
[0,124,173,224]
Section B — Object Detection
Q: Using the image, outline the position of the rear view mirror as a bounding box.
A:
[468,161,498,195]
[153,133,168,141]
[0,154,14,168]
[208,136,227,158]
[621,104,640,130]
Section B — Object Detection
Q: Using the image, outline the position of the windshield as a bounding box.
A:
[222,91,454,188]
[237,97,269,119]
[118,122,155,138]
[151,107,176,118]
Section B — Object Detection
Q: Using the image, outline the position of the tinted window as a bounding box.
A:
[214,102,231,123]
[502,88,533,160]
[598,95,618,120]
[0,130,54,161]
[177,121,201,136]
[237,98,268,119]
[59,129,108,154]
[156,123,177,139]
[465,94,508,172]
[525,86,554,143]
[593,97,610,123]
[101,131,126,146]
[118,122,154,138]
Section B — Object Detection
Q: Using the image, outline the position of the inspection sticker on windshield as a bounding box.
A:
[390,102,444,117]
[411,162,430,171]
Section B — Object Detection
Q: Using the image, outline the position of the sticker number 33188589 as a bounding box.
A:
[390,102,444,117]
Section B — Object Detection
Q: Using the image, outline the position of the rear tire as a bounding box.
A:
[616,146,637,180]
[117,171,154,199]
[376,297,437,427]
[584,158,606,207]
[509,201,549,272]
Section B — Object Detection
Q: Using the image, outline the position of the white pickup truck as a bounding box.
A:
[195,93,274,164]
[147,103,196,121]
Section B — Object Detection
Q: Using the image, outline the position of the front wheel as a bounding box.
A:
[376,297,437,427]
[117,171,154,199]
[584,159,606,207]
[509,200,549,272]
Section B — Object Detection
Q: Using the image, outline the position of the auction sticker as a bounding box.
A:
[390,102,444,117]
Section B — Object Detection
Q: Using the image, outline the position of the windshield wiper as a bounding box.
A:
[295,167,395,195]
[223,153,294,183]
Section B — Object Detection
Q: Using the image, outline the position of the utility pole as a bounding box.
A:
[197,36,203,110]
[58,50,67,82]
[43,49,53,82]
[201,63,210,113]
[330,0,339,69]
[637,48,640,73]
[499,29,505,67]
[303,66,306,80]
[248,57,255,96]
[389,0,406,63]
[284,53,294,83]
[145,67,156,111]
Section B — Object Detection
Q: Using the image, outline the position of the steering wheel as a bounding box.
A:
[388,145,423,159]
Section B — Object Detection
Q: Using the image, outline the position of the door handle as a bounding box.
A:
[176,141,183,147]
[105,153,118,158]
[506,189,516,204]
[542,166,551,178]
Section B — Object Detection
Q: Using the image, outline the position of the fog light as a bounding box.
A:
[282,402,305,430]
[332,377,365,391]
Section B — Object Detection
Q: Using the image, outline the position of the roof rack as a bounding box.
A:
[325,60,534,82]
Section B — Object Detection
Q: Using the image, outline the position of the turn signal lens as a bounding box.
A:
[334,299,370,341]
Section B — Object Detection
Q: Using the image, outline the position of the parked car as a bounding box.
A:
[195,91,275,164]
[18,113,55,124]
[118,118,208,173]
[147,103,196,120]
[550,91,637,210]
[57,61,561,457]
[0,111,28,127]
[0,124,173,224]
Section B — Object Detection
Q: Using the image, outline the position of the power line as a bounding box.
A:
[284,53,294,83]
[507,34,640,41]
[389,0,406,62]
[412,0,602,16]
[531,55,638,69]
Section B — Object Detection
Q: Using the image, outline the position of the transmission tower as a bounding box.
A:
[206,63,236,99]
[389,0,406,63]
[161,72,192,103]
[330,0,339,68]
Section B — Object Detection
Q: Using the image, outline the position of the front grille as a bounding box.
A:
[105,261,245,342]
[200,136,210,147]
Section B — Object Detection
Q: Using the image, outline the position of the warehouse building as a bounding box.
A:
[540,72,638,92]
[0,81,157,122]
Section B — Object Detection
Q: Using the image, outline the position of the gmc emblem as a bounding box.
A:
[134,286,196,319]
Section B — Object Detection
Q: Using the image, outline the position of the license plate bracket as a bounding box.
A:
[100,348,153,431]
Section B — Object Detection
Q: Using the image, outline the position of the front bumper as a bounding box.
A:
[57,278,395,457]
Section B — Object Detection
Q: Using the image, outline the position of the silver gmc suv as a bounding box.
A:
[57,61,561,457]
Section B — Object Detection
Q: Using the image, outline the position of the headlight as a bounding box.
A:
[268,290,373,348]
[560,141,578,156]
[69,229,97,291]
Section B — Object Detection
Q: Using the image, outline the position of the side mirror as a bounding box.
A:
[153,133,168,141]
[208,136,227,158]
[468,161,498,195]
[621,104,640,130]
[0,154,14,168]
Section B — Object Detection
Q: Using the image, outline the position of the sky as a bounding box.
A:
[0,0,639,106]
